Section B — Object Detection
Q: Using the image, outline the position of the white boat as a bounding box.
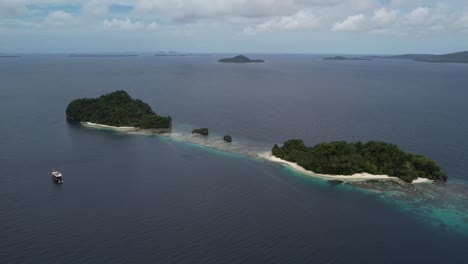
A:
[51,169,63,184]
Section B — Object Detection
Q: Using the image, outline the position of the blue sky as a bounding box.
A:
[1,0,467,54]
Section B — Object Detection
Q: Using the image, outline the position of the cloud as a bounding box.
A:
[103,18,157,31]
[82,0,111,17]
[0,0,27,17]
[133,0,362,23]
[458,11,468,31]
[372,8,398,26]
[330,4,459,35]
[244,11,320,34]
[407,7,429,25]
[45,10,74,26]
[332,14,366,31]
[146,21,158,30]
[2,0,468,38]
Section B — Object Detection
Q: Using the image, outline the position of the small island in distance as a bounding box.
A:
[66,90,171,129]
[218,55,264,63]
[323,56,371,61]
[272,140,447,183]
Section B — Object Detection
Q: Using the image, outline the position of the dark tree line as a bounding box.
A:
[192,128,209,136]
[272,139,447,183]
[66,90,171,129]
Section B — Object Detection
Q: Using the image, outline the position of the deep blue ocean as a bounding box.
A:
[0,54,467,263]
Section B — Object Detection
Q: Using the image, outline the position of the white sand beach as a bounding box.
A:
[261,152,431,184]
[81,122,138,131]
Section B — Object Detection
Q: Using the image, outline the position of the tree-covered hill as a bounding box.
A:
[272,140,447,183]
[66,90,171,129]
[218,55,264,63]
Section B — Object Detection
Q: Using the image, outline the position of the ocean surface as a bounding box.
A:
[1,54,467,263]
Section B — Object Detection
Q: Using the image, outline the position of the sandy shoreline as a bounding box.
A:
[81,122,170,134]
[82,122,137,131]
[261,153,433,184]
[80,122,433,184]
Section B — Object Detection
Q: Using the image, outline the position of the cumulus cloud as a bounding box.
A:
[407,7,430,25]
[372,8,398,25]
[329,4,461,35]
[244,11,320,34]
[133,0,364,23]
[2,0,468,38]
[45,10,74,26]
[332,14,367,31]
[103,18,157,31]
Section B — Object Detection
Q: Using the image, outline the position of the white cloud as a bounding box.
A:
[244,11,320,34]
[459,11,468,31]
[45,10,74,26]
[103,18,143,30]
[133,0,368,23]
[2,0,468,39]
[407,7,429,25]
[372,8,398,25]
[146,21,158,30]
[332,14,366,31]
[103,18,157,31]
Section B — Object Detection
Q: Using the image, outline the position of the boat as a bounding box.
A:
[51,169,63,184]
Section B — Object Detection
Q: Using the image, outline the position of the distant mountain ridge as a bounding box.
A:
[386,51,468,63]
[323,56,371,61]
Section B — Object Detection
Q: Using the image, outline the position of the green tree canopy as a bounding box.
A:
[272,140,447,183]
[66,90,171,129]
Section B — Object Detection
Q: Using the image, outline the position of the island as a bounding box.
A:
[192,128,209,136]
[377,51,468,63]
[272,140,447,183]
[323,56,371,61]
[65,90,171,129]
[223,135,232,143]
[218,55,264,63]
[69,54,139,57]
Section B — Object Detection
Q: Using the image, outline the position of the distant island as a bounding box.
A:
[0,55,20,58]
[380,51,468,63]
[272,140,447,183]
[69,54,139,57]
[66,90,171,129]
[323,56,371,61]
[218,55,264,63]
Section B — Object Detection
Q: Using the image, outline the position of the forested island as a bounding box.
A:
[272,140,447,183]
[323,56,371,61]
[66,90,171,129]
[218,55,264,63]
